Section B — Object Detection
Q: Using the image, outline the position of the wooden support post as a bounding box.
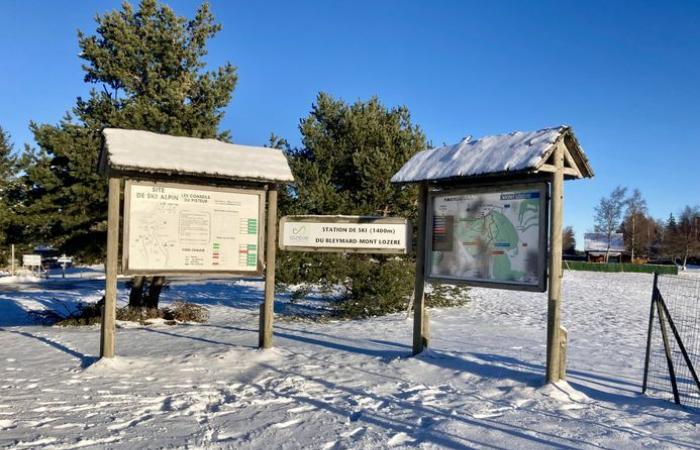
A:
[100,177,120,359]
[259,188,278,349]
[546,142,565,383]
[558,326,568,380]
[412,183,429,355]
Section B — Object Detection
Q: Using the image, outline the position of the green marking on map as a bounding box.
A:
[493,254,524,281]
[246,244,257,266]
[518,199,540,229]
[460,211,518,256]
[247,219,257,234]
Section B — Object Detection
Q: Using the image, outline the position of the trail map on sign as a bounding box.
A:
[125,182,261,273]
[429,185,546,288]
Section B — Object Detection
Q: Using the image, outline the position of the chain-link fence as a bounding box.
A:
[642,273,700,409]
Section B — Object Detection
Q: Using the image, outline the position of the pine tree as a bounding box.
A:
[622,188,648,261]
[562,226,576,254]
[20,120,106,258]
[278,93,428,317]
[0,127,19,264]
[74,0,236,140]
[662,213,681,262]
[18,0,237,307]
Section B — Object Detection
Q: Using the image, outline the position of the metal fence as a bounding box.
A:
[642,273,700,409]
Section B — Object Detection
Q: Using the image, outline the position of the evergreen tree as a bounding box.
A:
[277,93,428,317]
[74,0,236,140]
[288,93,424,218]
[0,127,19,264]
[21,120,106,258]
[19,0,237,307]
[562,226,576,255]
[622,188,648,261]
[662,213,682,261]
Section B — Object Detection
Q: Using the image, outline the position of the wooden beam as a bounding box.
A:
[100,177,120,358]
[412,183,429,355]
[259,188,278,349]
[562,146,583,178]
[546,142,565,382]
[538,164,579,178]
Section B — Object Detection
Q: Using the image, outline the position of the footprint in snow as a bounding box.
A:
[472,407,513,419]
[387,432,415,447]
[287,405,316,414]
[272,418,302,429]
[341,426,366,439]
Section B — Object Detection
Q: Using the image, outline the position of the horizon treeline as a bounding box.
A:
[562,186,699,267]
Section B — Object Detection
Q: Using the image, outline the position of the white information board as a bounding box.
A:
[22,254,42,267]
[426,183,548,291]
[123,181,264,275]
[279,216,410,254]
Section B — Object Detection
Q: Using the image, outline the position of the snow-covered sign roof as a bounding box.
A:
[584,233,625,253]
[99,128,294,184]
[391,126,593,184]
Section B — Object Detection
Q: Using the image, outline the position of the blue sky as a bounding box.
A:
[1,0,699,249]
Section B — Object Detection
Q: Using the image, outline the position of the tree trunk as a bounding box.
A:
[128,276,146,308]
[631,215,636,262]
[144,276,165,309]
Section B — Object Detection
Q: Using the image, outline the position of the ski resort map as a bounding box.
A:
[428,184,547,290]
[123,181,263,274]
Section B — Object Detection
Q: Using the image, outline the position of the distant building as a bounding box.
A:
[584,232,625,262]
[33,245,60,268]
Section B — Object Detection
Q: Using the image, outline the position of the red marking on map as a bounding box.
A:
[491,250,505,255]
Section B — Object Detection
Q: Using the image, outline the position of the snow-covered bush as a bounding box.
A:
[53,300,208,326]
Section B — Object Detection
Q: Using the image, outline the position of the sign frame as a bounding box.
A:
[425,181,549,292]
[122,179,266,277]
[278,215,411,254]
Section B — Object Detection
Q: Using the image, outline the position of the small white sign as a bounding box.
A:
[23,254,42,267]
[57,255,72,264]
[279,216,410,254]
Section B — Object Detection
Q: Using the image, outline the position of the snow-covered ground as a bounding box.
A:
[0,270,698,449]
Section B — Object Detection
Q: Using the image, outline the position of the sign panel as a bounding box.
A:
[279,216,410,254]
[426,183,548,291]
[123,181,265,275]
[23,254,42,267]
[57,255,73,264]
